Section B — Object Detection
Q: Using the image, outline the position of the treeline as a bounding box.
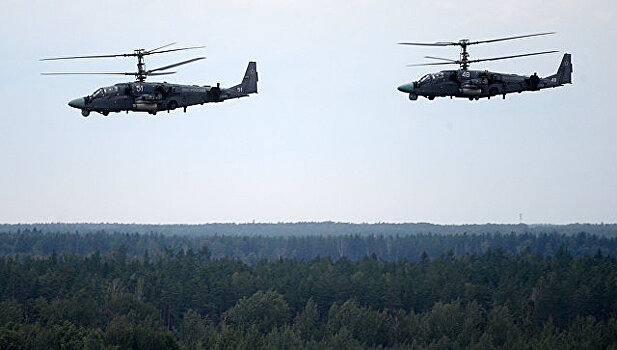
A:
[2,230,617,262]
[1,249,617,348]
[2,222,616,237]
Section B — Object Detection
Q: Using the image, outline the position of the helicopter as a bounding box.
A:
[397,32,572,101]
[41,43,258,117]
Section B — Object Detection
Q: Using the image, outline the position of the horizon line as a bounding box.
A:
[1,221,615,226]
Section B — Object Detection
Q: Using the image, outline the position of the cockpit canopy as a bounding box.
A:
[417,71,455,84]
[418,74,432,83]
[91,88,104,99]
[90,85,120,99]
[418,73,444,84]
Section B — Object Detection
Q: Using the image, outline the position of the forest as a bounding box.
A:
[1,227,617,263]
[1,224,617,348]
[2,222,616,237]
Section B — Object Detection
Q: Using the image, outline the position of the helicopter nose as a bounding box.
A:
[68,97,85,109]
[397,83,415,93]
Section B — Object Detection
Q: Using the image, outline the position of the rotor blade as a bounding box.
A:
[40,53,133,61]
[424,56,457,62]
[40,44,204,61]
[147,57,205,73]
[398,42,457,46]
[148,42,177,53]
[466,50,558,64]
[468,32,556,45]
[145,46,206,55]
[148,72,176,76]
[399,32,555,48]
[41,72,135,75]
[406,61,459,67]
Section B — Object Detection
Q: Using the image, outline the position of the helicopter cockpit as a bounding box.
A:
[418,74,432,84]
[91,88,104,99]
[89,86,120,101]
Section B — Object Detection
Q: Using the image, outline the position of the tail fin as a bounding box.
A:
[233,62,258,95]
[553,53,572,84]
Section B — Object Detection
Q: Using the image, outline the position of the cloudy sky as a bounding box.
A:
[1,0,616,224]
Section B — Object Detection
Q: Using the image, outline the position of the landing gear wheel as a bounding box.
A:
[81,110,90,117]
[428,96,435,100]
[102,111,109,116]
[408,93,418,101]
[167,101,178,111]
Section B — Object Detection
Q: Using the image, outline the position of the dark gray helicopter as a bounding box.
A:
[397,32,572,101]
[41,43,258,117]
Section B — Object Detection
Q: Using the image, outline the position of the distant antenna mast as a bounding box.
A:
[519,213,523,224]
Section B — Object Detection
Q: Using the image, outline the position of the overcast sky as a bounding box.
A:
[1,1,616,224]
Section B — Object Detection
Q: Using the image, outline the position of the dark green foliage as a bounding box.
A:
[293,298,321,341]
[179,309,207,348]
[327,299,394,347]
[104,315,178,350]
[1,229,617,348]
[223,290,291,332]
[0,299,23,325]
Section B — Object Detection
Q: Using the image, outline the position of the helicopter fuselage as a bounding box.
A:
[69,82,238,116]
[66,61,258,117]
[398,53,571,101]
